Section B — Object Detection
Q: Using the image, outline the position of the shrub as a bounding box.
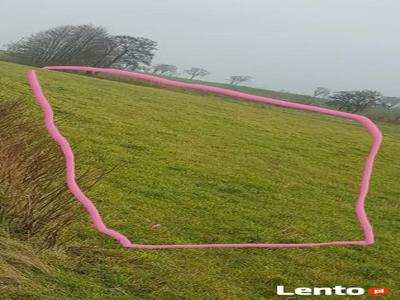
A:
[0,100,111,249]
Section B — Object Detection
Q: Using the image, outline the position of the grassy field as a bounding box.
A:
[0,61,399,299]
[92,72,327,106]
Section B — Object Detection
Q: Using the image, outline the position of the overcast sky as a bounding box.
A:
[1,0,399,96]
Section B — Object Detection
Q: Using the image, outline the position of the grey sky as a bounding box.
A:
[1,0,399,96]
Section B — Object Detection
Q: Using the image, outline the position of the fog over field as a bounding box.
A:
[1,0,399,96]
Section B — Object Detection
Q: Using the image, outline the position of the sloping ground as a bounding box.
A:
[0,61,399,299]
[93,72,400,124]
[92,72,326,106]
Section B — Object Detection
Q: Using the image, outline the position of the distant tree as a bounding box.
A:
[328,90,383,113]
[152,64,178,75]
[313,87,331,98]
[7,25,157,70]
[229,75,252,86]
[98,35,157,70]
[184,67,209,80]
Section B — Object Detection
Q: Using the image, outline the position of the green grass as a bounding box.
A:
[91,72,327,107]
[92,72,400,124]
[1,61,399,299]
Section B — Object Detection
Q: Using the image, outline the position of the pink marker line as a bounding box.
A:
[26,66,382,249]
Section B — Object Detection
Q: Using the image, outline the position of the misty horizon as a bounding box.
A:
[1,0,399,97]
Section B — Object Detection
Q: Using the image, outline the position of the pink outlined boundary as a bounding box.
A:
[26,66,382,249]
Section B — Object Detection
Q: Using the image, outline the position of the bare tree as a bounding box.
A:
[313,87,331,98]
[8,25,110,67]
[97,35,157,70]
[328,90,383,113]
[184,67,209,80]
[7,25,157,70]
[152,64,178,75]
[229,75,253,86]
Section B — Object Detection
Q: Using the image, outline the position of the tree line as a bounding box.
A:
[6,24,254,86]
[4,24,398,114]
[149,64,253,86]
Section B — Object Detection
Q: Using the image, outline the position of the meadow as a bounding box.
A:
[0,61,399,299]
